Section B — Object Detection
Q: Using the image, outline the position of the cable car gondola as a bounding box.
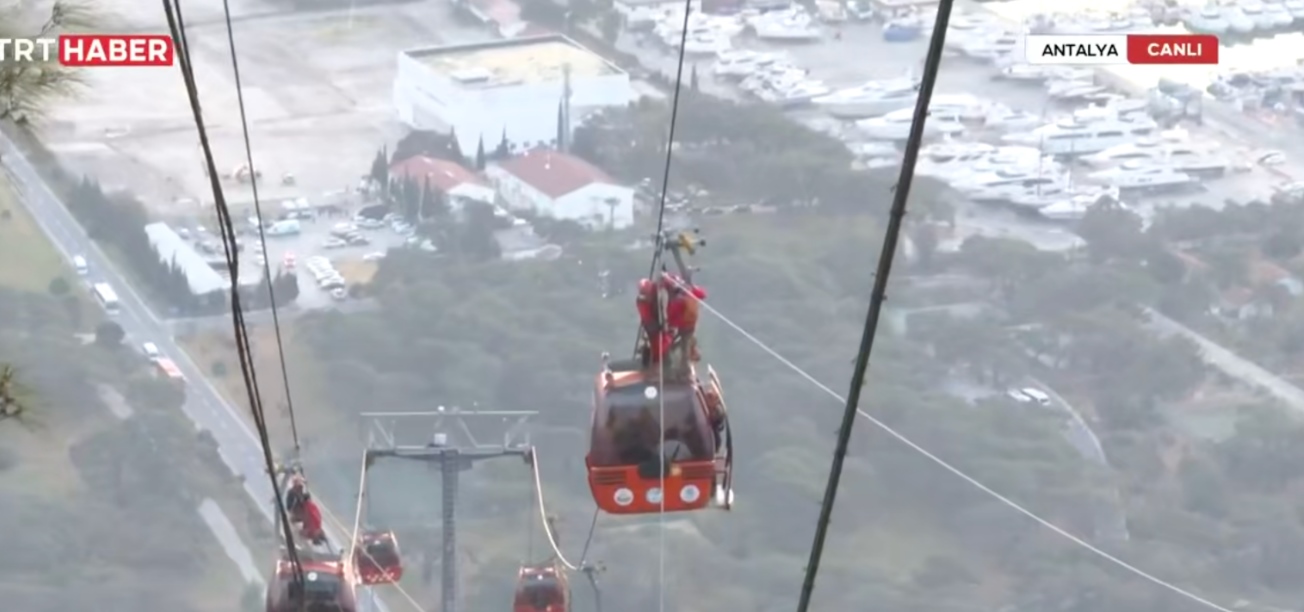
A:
[586,232,734,515]
[265,555,357,612]
[354,529,404,585]
[513,563,570,612]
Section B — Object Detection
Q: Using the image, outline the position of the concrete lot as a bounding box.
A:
[38,0,495,216]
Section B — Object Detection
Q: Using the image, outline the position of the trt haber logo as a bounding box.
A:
[58,34,175,67]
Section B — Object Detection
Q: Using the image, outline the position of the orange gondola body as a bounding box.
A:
[354,529,404,585]
[513,563,570,612]
[265,557,357,612]
[586,357,732,514]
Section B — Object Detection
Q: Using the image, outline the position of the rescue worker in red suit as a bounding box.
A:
[635,274,707,368]
[285,475,326,545]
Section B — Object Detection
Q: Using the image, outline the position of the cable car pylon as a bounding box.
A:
[360,408,537,612]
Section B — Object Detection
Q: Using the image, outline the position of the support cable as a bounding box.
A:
[159,0,303,586]
[340,452,432,611]
[632,0,694,354]
[528,449,599,571]
[217,0,302,452]
[795,1,957,609]
[664,286,1241,612]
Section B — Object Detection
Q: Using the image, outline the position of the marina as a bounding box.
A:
[609,0,1288,243]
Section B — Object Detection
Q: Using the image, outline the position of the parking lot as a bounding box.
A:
[172,209,417,309]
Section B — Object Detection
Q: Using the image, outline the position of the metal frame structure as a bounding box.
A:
[360,409,537,612]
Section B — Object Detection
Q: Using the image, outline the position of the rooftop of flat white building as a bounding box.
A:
[403,35,621,90]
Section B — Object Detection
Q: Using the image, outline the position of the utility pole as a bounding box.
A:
[559,63,572,153]
[360,408,537,612]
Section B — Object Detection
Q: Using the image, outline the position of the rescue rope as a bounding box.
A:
[655,276,669,612]
[663,281,1244,612]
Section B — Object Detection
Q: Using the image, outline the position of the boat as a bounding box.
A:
[752,12,823,41]
[712,51,760,77]
[916,141,998,178]
[1241,0,1279,29]
[922,146,1057,184]
[1224,6,1256,34]
[766,81,832,107]
[1048,80,1109,101]
[883,18,923,41]
[1287,0,1304,24]
[1085,13,1137,31]
[1003,116,1159,155]
[1184,4,1230,32]
[1261,1,1295,28]
[984,107,1043,132]
[952,30,1022,61]
[954,167,1068,201]
[848,141,899,159]
[992,63,1058,83]
[1081,137,1219,168]
[857,109,966,140]
[1086,160,1198,191]
[1038,189,1123,221]
[1072,98,1150,121]
[811,78,920,118]
[683,34,731,55]
[925,93,996,121]
[1012,184,1119,211]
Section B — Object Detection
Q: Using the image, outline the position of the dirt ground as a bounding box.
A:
[178,322,346,448]
[36,0,492,221]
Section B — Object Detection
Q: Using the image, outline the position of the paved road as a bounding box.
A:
[1029,377,1129,544]
[0,131,390,612]
[1147,309,1304,412]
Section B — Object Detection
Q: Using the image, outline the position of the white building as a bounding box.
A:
[390,155,496,209]
[486,150,635,230]
[392,35,639,155]
[144,222,231,296]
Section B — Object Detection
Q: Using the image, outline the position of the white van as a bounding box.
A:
[1020,387,1052,406]
[72,255,88,275]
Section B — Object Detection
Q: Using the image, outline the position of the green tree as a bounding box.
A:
[474,136,487,171]
[369,147,389,188]
[0,2,96,124]
[47,276,70,296]
[95,320,125,347]
[0,364,34,424]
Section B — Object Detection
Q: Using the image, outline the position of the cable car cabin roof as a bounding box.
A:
[276,559,343,577]
[515,574,565,600]
[519,565,561,578]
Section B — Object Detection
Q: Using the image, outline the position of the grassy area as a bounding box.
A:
[0,398,246,610]
[0,175,68,293]
[177,323,342,448]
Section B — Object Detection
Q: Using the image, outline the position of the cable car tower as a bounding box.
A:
[361,408,536,612]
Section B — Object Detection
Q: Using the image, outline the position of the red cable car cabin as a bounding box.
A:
[513,563,569,612]
[586,358,733,515]
[265,557,357,612]
[354,529,404,585]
